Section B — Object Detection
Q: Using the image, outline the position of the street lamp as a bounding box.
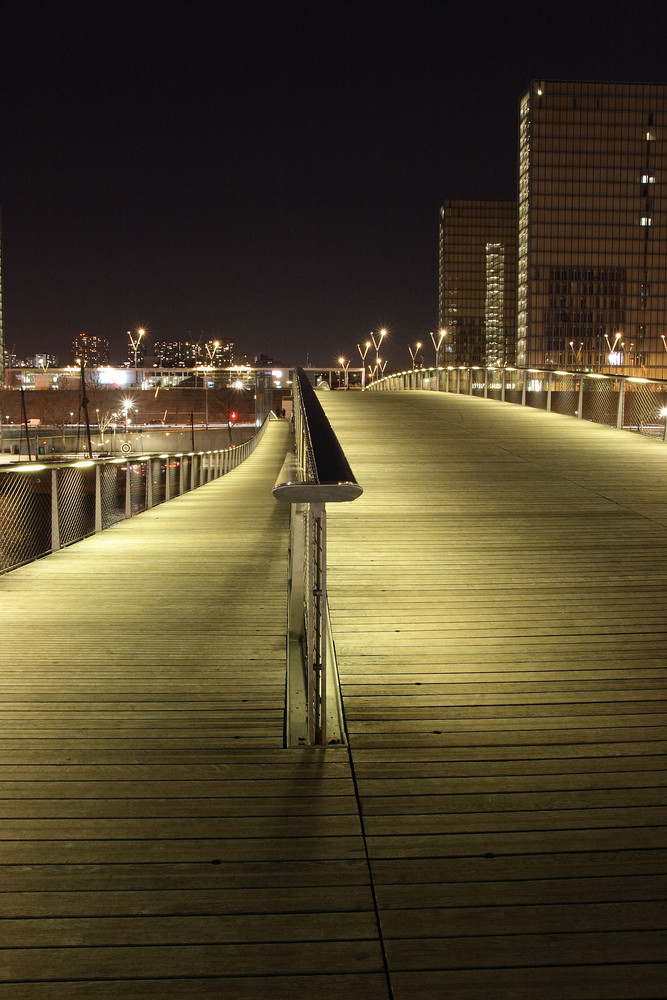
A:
[205,339,220,365]
[338,356,350,389]
[430,329,446,370]
[358,340,371,363]
[128,328,145,369]
[370,329,387,376]
[408,341,422,371]
[121,400,134,433]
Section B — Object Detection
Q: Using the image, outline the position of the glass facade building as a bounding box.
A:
[518,80,667,374]
[439,201,517,366]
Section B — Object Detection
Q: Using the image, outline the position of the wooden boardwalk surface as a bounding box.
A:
[1,394,666,998]
[0,420,389,999]
[320,389,667,1000]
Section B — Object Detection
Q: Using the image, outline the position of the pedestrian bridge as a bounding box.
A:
[0,387,665,998]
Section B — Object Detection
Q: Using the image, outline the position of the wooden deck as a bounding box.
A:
[1,395,666,998]
[320,389,667,1000]
[0,420,389,999]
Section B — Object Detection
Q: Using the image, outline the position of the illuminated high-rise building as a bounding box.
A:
[69,332,110,367]
[439,201,517,366]
[518,80,667,374]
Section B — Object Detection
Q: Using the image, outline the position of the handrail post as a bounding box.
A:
[484,368,489,398]
[146,458,153,508]
[51,469,60,551]
[578,377,585,418]
[546,371,553,412]
[274,368,362,747]
[501,368,506,401]
[307,501,327,745]
[125,461,132,517]
[94,465,102,532]
[617,378,626,430]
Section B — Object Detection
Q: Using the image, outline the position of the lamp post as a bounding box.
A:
[122,400,134,433]
[408,341,422,371]
[338,356,350,389]
[430,329,446,370]
[370,329,387,377]
[358,341,371,386]
[604,332,622,364]
[128,328,145,370]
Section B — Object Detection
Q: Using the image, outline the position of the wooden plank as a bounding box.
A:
[0,974,392,1000]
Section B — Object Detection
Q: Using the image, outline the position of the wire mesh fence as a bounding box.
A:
[57,466,96,546]
[0,417,270,574]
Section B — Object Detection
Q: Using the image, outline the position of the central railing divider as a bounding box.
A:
[273,369,362,746]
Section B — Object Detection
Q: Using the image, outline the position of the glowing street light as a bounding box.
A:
[408,341,422,371]
[358,340,371,362]
[205,339,220,365]
[128,328,145,369]
[338,356,350,389]
[370,329,387,375]
[430,329,446,370]
[121,399,135,433]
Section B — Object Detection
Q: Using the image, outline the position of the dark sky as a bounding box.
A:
[2,0,667,371]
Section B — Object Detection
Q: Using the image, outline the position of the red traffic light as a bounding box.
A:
[229,411,237,422]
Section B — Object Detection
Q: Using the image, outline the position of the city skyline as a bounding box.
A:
[2,3,667,372]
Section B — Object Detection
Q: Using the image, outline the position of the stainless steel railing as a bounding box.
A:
[0,418,270,574]
[368,365,667,440]
[273,369,362,747]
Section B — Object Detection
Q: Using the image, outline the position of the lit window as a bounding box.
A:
[642,174,656,184]
[645,131,655,141]
[641,217,653,226]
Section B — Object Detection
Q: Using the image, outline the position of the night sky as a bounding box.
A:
[2,1,667,371]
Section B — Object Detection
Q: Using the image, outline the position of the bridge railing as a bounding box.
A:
[0,418,270,575]
[369,365,667,439]
[273,369,362,747]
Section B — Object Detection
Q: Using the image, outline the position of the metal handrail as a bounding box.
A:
[273,368,362,746]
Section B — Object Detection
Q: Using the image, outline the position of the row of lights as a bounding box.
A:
[337,329,449,382]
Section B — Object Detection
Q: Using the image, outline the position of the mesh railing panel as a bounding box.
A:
[167,458,180,496]
[550,374,579,417]
[151,459,166,505]
[504,369,525,405]
[582,380,618,427]
[129,462,148,515]
[487,370,503,401]
[458,369,471,395]
[0,471,52,572]
[57,467,96,546]
[100,463,126,529]
[471,373,485,397]
[181,455,192,492]
[624,382,667,438]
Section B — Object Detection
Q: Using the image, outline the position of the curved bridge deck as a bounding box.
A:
[0,396,666,998]
[320,389,667,999]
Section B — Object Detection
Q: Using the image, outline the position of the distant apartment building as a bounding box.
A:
[153,338,234,367]
[439,201,517,366]
[518,80,667,374]
[69,332,110,367]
